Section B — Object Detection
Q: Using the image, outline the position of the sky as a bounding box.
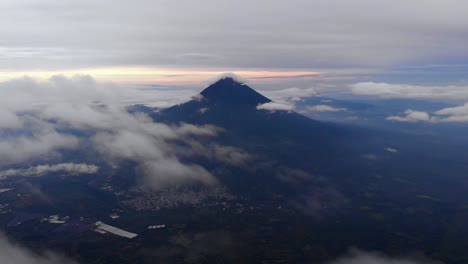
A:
[1,0,468,86]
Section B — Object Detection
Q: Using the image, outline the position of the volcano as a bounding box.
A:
[154,77,355,171]
[199,77,271,108]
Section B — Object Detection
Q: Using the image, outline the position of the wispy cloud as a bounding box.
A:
[257,102,295,112]
[307,105,347,112]
[0,233,78,264]
[329,249,440,264]
[0,163,99,178]
[0,75,248,190]
[387,110,435,122]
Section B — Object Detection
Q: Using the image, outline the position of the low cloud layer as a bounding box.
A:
[0,163,99,178]
[0,233,77,264]
[256,87,321,112]
[307,105,347,112]
[257,102,295,112]
[387,110,434,122]
[0,75,247,190]
[387,103,468,123]
[260,87,317,103]
[352,82,468,100]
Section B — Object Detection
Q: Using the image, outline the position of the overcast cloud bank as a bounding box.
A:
[1,0,468,72]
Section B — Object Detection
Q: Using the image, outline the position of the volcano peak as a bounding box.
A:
[200,77,271,107]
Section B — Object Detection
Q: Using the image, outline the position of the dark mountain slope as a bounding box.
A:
[154,77,360,172]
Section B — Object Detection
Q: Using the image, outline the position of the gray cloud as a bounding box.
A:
[276,168,347,217]
[1,0,468,70]
[0,124,79,165]
[259,87,317,103]
[92,121,221,190]
[352,82,468,100]
[179,141,251,167]
[256,86,320,112]
[0,75,247,190]
[0,233,77,264]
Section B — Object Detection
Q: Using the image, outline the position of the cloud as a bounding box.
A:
[362,154,379,160]
[387,110,434,122]
[92,121,221,190]
[0,163,99,178]
[276,168,347,217]
[256,87,319,112]
[0,125,79,165]
[205,73,247,85]
[0,233,78,264]
[386,147,398,153]
[1,0,468,72]
[260,87,317,103]
[257,102,294,112]
[329,249,440,264]
[434,102,468,122]
[140,160,216,190]
[387,103,468,123]
[0,75,244,190]
[307,105,347,112]
[352,82,468,100]
[179,141,251,167]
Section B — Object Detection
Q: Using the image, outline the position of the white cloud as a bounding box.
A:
[0,127,79,165]
[387,103,468,123]
[260,87,317,104]
[307,105,347,112]
[256,87,318,112]
[387,110,434,122]
[205,73,248,85]
[0,163,99,178]
[257,102,294,112]
[92,122,221,190]
[0,75,245,190]
[0,233,77,264]
[191,94,204,102]
[351,82,468,100]
[386,148,398,153]
[329,249,439,264]
[434,102,468,122]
